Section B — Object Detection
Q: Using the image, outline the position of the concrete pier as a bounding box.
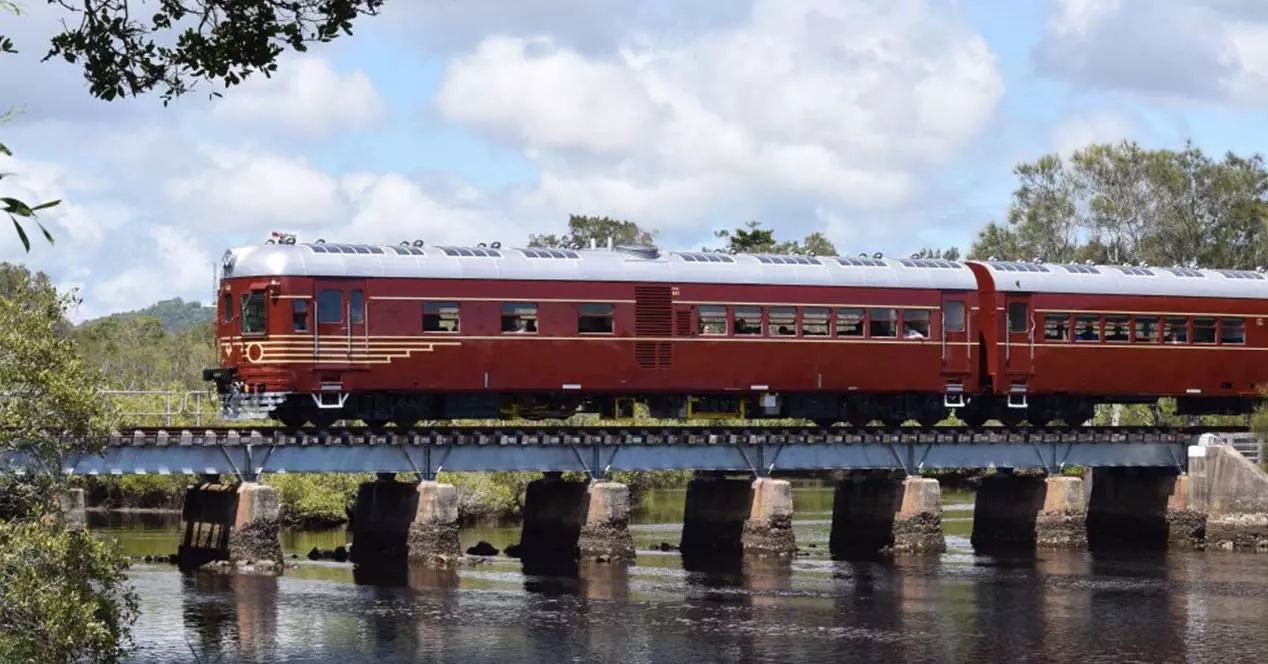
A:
[829,473,945,557]
[740,478,796,557]
[407,480,461,564]
[228,483,282,564]
[1164,474,1206,549]
[1085,467,1182,551]
[1036,476,1088,549]
[517,473,589,559]
[349,477,420,562]
[1195,444,1268,550]
[577,481,636,562]
[59,488,86,529]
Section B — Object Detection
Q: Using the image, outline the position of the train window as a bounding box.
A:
[836,308,864,337]
[903,310,930,339]
[734,306,762,335]
[1104,315,1130,342]
[222,292,233,323]
[501,303,538,333]
[1074,315,1100,342]
[1043,314,1070,341]
[699,306,727,335]
[1194,317,1217,344]
[802,308,829,336]
[423,302,460,333]
[769,307,796,336]
[350,290,364,324]
[318,289,342,324]
[869,308,897,337]
[241,291,266,335]
[578,303,614,334]
[292,300,309,332]
[1221,318,1246,345]
[1164,317,1188,343]
[1007,302,1029,334]
[943,301,965,332]
[1133,316,1159,343]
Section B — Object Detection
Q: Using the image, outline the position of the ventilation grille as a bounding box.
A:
[674,309,693,337]
[635,286,672,368]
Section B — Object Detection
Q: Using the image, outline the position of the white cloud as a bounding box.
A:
[437,0,1004,228]
[210,56,386,135]
[1052,109,1136,156]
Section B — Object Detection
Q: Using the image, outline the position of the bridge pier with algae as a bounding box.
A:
[828,472,945,558]
[512,473,636,563]
[177,479,283,570]
[680,473,797,559]
[347,475,462,565]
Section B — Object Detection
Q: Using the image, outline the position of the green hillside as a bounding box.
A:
[86,297,214,332]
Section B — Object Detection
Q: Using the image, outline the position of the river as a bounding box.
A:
[94,484,1268,663]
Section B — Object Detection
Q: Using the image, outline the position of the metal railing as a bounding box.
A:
[1210,431,1266,464]
[99,389,222,427]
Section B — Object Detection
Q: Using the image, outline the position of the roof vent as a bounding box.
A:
[614,244,659,259]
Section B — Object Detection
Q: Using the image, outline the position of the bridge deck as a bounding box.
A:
[0,426,1237,478]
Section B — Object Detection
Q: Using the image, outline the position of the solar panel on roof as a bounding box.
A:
[1165,268,1204,278]
[755,254,822,265]
[520,248,579,259]
[438,246,502,257]
[988,261,1049,273]
[1217,269,1264,280]
[1057,264,1099,274]
[835,257,886,267]
[898,259,960,269]
[1116,266,1154,276]
[676,252,735,263]
[390,246,425,256]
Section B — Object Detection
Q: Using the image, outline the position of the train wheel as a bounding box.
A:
[393,418,417,430]
[310,412,337,429]
[916,414,941,428]
[997,410,1025,427]
[363,419,389,432]
[275,409,307,429]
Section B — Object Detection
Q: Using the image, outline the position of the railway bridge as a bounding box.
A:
[4,420,1268,570]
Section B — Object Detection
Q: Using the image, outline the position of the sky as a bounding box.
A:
[4,0,1268,321]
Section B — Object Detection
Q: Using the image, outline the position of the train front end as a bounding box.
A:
[202,240,301,421]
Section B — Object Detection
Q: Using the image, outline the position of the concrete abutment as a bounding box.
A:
[1197,443,1268,551]
[177,481,282,569]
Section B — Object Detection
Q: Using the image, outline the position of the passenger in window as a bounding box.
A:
[903,324,925,339]
[1077,325,1097,341]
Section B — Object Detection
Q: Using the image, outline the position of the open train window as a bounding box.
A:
[1221,318,1245,345]
[578,303,614,334]
[1193,317,1217,344]
[869,308,897,337]
[943,301,965,332]
[1007,302,1029,334]
[836,308,864,337]
[698,306,727,335]
[241,291,266,335]
[1044,314,1070,341]
[423,302,460,333]
[802,308,829,336]
[292,300,309,332]
[1164,317,1188,343]
[1074,315,1100,342]
[1104,315,1130,342]
[734,306,762,335]
[502,303,537,333]
[902,310,930,339]
[769,307,796,336]
[318,289,342,324]
[1133,316,1158,343]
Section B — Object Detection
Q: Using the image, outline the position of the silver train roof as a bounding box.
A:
[221,243,1268,299]
[222,243,978,291]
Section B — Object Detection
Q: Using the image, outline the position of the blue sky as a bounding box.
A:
[3,0,1268,320]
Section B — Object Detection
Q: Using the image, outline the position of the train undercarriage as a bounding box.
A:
[208,382,1255,430]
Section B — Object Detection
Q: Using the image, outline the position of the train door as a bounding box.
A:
[312,278,368,368]
[940,295,969,374]
[1003,294,1034,375]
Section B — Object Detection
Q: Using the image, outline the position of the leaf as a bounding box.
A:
[30,199,61,212]
[11,217,29,252]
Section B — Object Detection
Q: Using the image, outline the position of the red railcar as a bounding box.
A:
[204,241,981,427]
[203,239,1268,428]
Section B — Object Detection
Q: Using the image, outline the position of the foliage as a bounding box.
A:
[90,297,216,333]
[711,220,839,256]
[528,214,658,249]
[263,473,368,528]
[0,511,139,664]
[1,2,58,252]
[0,265,137,664]
[967,140,1268,268]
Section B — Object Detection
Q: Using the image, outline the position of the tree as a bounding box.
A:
[968,140,1268,267]
[910,247,962,261]
[0,267,136,664]
[528,215,657,249]
[710,221,839,256]
[2,0,385,250]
